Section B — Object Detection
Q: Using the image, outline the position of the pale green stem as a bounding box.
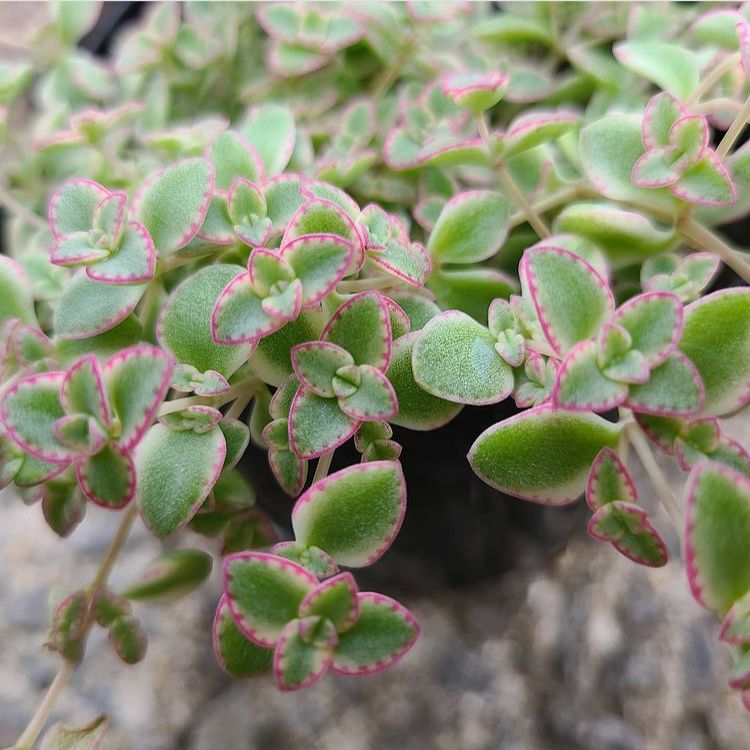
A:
[313,450,335,484]
[716,90,750,159]
[684,52,741,108]
[693,98,742,116]
[225,392,253,421]
[508,184,584,229]
[14,505,138,750]
[476,115,551,238]
[624,418,683,534]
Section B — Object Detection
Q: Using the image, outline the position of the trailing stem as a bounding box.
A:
[14,505,139,750]
[717,90,750,159]
[476,115,551,238]
[623,416,683,536]
[680,218,750,285]
[313,449,335,484]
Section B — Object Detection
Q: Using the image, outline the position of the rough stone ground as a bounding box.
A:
[1,414,748,749]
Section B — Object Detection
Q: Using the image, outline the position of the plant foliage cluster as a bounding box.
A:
[2,1,750,745]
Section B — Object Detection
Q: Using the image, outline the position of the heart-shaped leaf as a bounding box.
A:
[552,339,629,412]
[159,264,252,377]
[291,461,406,567]
[122,549,213,601]
[280,234,354,306]
[213,594,274,678]
[331,592,419,675]
[49,178,109,239]
[54,272,146,340]
[412,310,513,405]
[612,291,683,366]
[288,388,359,459]
[263,174,306,235]
[386,332,463,431]
[679,289,750,416]
[136,423,225,537]
[103,345,174,451]
[86,222,156,284]
[427,191,509,264]
[673,151,737,207]
[77,444,136,509]
[685,462,750,615]
[469,405,622,505]
[298,572,359,631]
[588,501,668,567]
[642,92,684,150]
[291,341,353,398]
[586,447,638,510]
[273,617,332,691]
[625,352,703,417]
[132,157,213,255]
[223,551,317,647]
[322,292,391,371]
[240,104,296,176]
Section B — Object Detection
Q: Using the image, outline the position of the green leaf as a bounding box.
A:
[133,158,213,255]
[210,130,264,191]
[389,292,440,332]
[219,418,250,471]
[442,71,508,115]
[625,352,703,417]
[291,460,405,567]
[412,310,513,405]
[86,222,156,284]
[323,292,391,370]
[40,715,108,750]
[579,115,676,210]
[211,271,281,345]
[223,551,317,647]
[273,617,332,690]
[291,341,353,398]
[331,592,419,675]
[249,312,325,387]
[288,388,358,459]
[122,549,212,601]
[338,365,397,421]
[48,591,86,663]
[503,110,578,158]
[263,174,306,235]
[159,264,252,377]
[213,595,273,678]
[588,501,668,567]
[108,614,147,664]
[473,14,553,45]
[679,289,750,416]
[520,246,614,355]
[614,41,700,100]
[240,104,296,176]
[469,405,622,505]
[427,191,509,264]
[103,345,173,451]
[386,332,463,431]
[49,179,108,239]
[586,447,637,510]
[54,272,146,340]
[611,291,682,366]
[686,462,750,615]
[60,355,110,425]
[642,92,683,149]
[77,444,136,509]
[0,254,36,325]
[553,202,677,269]
[299,572,359,631]
[673,151,737,207]
[136,424,225,537]
[281,234,354,305]
[0,371,74,463]
[552,340,628,411]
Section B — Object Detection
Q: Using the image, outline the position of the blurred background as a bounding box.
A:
[1,3,749,748]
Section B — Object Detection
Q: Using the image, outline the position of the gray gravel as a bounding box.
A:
[1,414,749,749]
